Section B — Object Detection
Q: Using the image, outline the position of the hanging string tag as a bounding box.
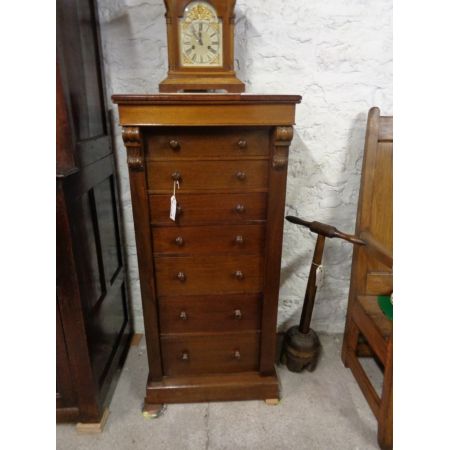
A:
[315,264,324,288]
[169,180,179,221]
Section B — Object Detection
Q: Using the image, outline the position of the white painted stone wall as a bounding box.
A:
[97,0,392,333]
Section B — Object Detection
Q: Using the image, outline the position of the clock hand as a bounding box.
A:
[191,26,200,43]
[199,22,203,46]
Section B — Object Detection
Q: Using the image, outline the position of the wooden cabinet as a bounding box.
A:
[112,94,301,407]
[56,0,133,424]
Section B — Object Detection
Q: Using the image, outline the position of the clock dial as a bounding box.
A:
[179,1,223,67]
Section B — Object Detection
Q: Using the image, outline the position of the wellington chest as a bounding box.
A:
[112,93,301,409]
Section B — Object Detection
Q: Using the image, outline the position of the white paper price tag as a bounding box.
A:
[169,195,177,221]
[169,180,180,221]
[315,264,324,288]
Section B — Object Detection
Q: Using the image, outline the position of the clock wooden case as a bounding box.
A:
[159,0,245,92]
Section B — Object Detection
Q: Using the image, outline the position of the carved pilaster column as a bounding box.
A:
[120,125,163,380]
[272,126,294,169]
[122,126,144,171]
[259,125,295,375]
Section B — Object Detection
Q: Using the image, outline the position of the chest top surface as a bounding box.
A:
[112,93,302,127]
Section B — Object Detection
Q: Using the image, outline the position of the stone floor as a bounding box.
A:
[56,334,382,450]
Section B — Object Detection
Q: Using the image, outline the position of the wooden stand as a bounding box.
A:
[282,218,365,373]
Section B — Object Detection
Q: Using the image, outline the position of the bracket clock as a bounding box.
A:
[159,0,245,92]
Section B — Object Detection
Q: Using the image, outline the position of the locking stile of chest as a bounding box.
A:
[113,93,301,406]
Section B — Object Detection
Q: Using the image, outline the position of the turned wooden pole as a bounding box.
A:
[299,234,326,334]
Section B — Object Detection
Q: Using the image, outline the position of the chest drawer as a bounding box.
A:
[159,294,261,334]
[161,332,260,376]
[154,254,263,296]
[147,127,270,159]
[147,160,268,192]
[149,193,267,225]
[152,224,265,256]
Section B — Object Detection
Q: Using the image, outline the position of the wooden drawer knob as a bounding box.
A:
[179,311,187,320]
[169,139,180,150]
[175,236,184,246]
[171,171,181,181]
[235,204,245,213]
[177,272,186,282]
[234,270,244,280]
[235,235,244,245]
[237,139,247,149]
[176,205,183,215]
[235,171,246,181]
[234,350,241,360]
[234,309,242,319]
[181,351,189,361]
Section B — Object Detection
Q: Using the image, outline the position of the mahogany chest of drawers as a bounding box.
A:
[112,94,301,409]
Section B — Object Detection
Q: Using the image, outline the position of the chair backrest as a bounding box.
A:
[350,107,393,297]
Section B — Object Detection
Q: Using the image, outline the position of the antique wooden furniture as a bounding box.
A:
[341,107,393,449]
[159,0,244,92]
[56,0,133,427]
[112,93,301,411]
[282,217,365,373]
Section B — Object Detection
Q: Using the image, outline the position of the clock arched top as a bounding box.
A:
[182,1,219,23]
[164,0,236,22]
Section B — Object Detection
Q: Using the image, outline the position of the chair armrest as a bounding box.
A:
[359,231,393,269]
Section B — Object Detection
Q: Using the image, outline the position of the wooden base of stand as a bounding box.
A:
[75,408,109,434]
[145,371,279,405]
[283,327,321,373]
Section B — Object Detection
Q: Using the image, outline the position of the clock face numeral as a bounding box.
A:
[178,2,223,67]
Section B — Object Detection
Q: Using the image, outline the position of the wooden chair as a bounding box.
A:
[341,107,393,449]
